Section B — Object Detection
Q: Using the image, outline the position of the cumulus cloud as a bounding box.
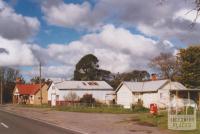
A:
[30,24,176,79]
[0,0,40,40]
[41,0,200,44]
[174,9,200,23]
[42,0,95,28]
[0,36,38,66]
[22,65,73,80]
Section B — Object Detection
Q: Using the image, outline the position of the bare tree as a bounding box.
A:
[149,53,178,79]
[64,91,79,103]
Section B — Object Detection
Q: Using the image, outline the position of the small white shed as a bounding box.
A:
[48,81,114,106]
[116,80,188,109]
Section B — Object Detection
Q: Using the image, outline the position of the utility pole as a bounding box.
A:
[0,68,3,105]
[39,62,42,105]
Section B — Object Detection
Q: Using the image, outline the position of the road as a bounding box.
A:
[0,109,81,134]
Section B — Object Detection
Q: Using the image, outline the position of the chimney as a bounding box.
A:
[16,77,21,83]
[151,74,157,81]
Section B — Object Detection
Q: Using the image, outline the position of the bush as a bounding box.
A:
[80,94,95,106]
[132,99,148,112]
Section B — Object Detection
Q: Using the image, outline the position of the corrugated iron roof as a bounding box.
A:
[168,82,187,90]
[55,81,113,90]
[124,80,169,92]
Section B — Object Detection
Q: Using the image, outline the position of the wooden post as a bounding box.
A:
[0,68,3,105]
[176,90,178,115]
[188,91,190,104]
[199,92,200,109]
[186,91,190,114]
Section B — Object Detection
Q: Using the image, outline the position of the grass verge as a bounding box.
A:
[132,111,200,134]
[18,104,148,114]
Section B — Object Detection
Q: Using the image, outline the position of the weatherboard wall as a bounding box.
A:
[116,84,133,109]
[48,82,114,106]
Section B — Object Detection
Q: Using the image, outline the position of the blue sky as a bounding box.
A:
[0,0,199,80]
[13,0,84,46]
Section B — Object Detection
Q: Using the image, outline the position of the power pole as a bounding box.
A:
[0,68,3,105]
[39,62,42,105]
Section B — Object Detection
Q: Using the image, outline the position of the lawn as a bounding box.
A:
[18,104,51,109]
[54,103,149,114]
[18,103,148,114]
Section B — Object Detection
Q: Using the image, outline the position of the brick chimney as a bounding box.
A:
[15,77,21,83]
[151,74,157,81]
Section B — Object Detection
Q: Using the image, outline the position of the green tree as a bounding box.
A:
[109,70,150,89]
[121,70,150,81]
[30,76,46,84]
[176,46,200,88]
[74,54,111,80]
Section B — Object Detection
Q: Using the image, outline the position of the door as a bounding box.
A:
[51,94,56,106]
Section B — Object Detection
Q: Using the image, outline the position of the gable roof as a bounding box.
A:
[15,84,41,95]
[54,81,113,90]
[122,80,169,92]
[168,82,187,90]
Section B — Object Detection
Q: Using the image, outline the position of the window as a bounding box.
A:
[52,86,55,89]
[88,82,93,85]
[93,82,98,85]
[87,82,98,86]
[82,82,87,86]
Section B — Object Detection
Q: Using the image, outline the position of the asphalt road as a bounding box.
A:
[0,109,81,134]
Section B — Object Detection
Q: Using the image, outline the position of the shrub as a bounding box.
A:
[80,94,95,106]
[132,99,148,112]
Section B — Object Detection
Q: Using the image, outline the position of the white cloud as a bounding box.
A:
[22,65,73,79]
[0,0,40,40]
[30,24,176,79]
[41,0,200,44]
[42,1,92,28]
[0,36,38,66]
[174,9,200,23]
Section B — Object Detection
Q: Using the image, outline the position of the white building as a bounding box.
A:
[116,80,194,109]
[48,81,114,106]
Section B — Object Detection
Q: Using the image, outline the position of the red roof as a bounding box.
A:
[16,84,41,95]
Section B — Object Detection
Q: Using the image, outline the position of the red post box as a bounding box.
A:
[150,103,158,115]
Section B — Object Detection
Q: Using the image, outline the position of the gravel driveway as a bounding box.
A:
[1,105,174,134]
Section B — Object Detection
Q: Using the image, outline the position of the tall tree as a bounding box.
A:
[0,67,22,103]
[176,46,200,88]
[74,54,99,80]
[149,52,178,79]
[74,54,111,81]
[30,76,46,84]
[121,70,150,81]
[109,70,150,89]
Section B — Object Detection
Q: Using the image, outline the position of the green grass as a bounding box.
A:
[17,104,51,109]
[53,105,145,114]
[132,111,200,134]
[18,104,148,114]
